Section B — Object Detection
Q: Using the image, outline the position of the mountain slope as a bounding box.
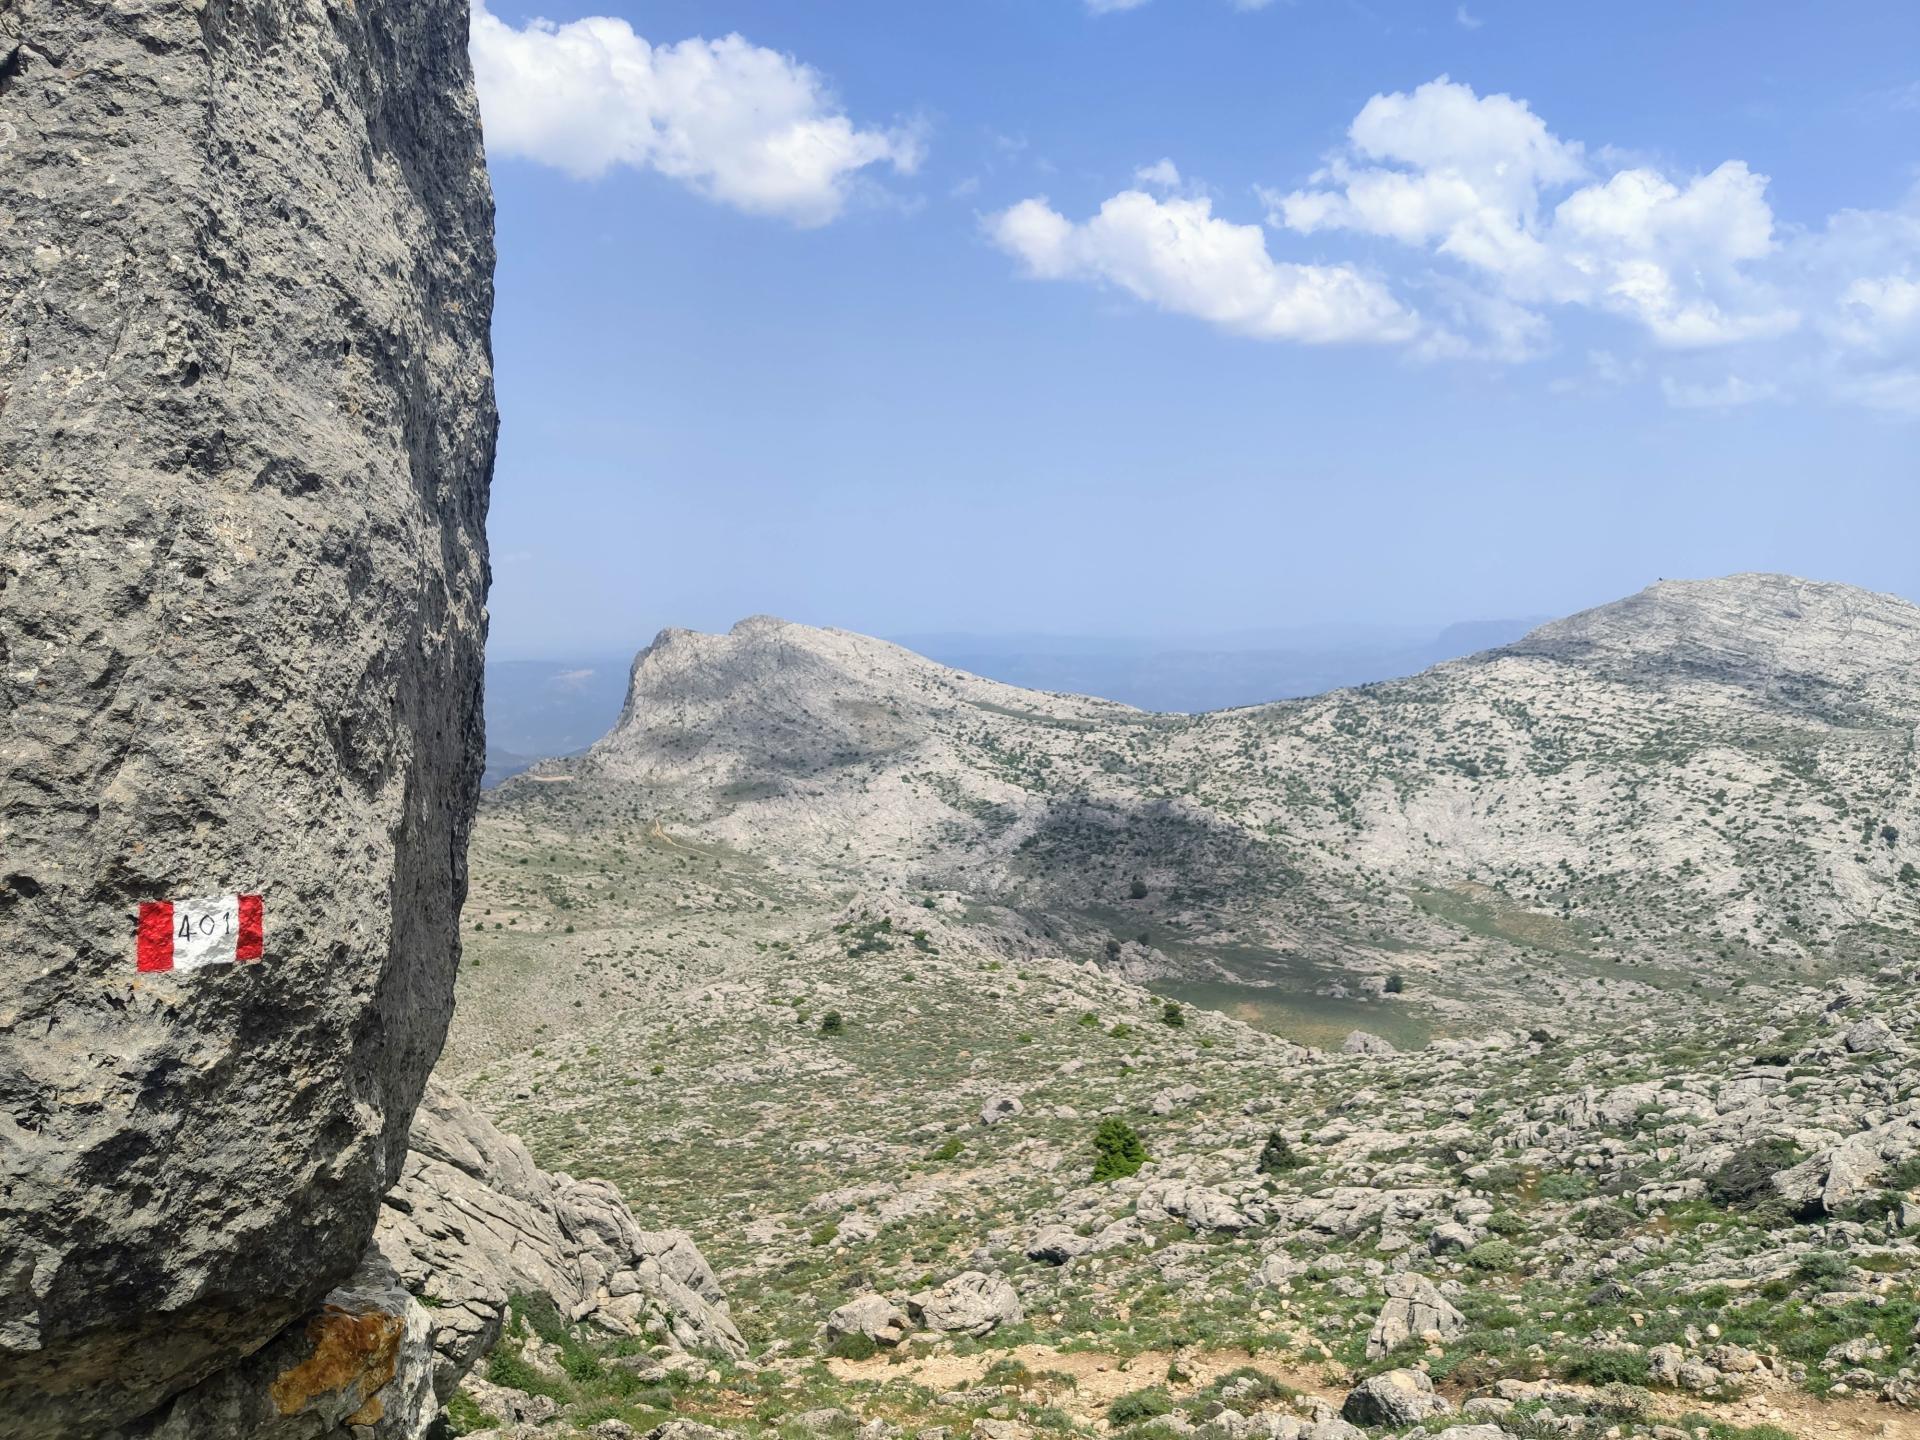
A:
[501,576,1920,1004]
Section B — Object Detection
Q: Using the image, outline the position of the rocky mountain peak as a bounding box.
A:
[1497,573,1920,687]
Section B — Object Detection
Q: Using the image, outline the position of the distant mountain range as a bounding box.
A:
[495,574,1920,997]
[483,616,1542,784]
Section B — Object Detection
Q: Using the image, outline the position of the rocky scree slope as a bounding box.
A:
[0,1,491,1434]
[516,577,1920,997]
[438,809,1920,1439]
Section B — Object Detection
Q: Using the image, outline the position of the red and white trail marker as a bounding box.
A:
[137,894,265,973]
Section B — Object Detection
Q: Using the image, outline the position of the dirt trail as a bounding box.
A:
[828,1345,1920,1440]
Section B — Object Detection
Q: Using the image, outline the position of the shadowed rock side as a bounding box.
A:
[0,1,494,1434]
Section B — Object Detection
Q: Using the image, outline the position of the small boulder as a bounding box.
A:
[980,1096,1024,1126]
[1366,1273,1467,1358]
[1150,1084,1202,1116]
[1024,1225,1090,1265]
[825,1293,912,1348]
[1341,1031,1397,1056]
[1340,1369,1450,1427]
[1844,1018,1897,1054]
[1427,1222,1476,1254]
[909,1271,1023,1337]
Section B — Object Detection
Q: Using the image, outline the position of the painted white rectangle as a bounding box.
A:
[172,895,243,971]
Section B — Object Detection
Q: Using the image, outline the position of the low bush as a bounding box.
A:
[1706,1139,1799,1212]
[1107,1387,1176,1427]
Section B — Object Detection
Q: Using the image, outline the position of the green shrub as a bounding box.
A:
[1129,878,1149,900]
[1706,1139,1799,1211]
[1384,973,1405,993]
[1464,1239,1519,1271]
[444,1389,499,1434]
[1092,1117,1149,1183]
[931,1136,964,1161]
[1796,1249,1851,1287]
[1160,1001,1185,1028]
[826,1331,878,1361]
[1563,1346,1651,1386]
[1106,1387,1175,1426]
[819,1010,845,1035]
[1256,1131,1303,1175]
[1485,1210,1528,1236]
[1580,1204,1637,1240]
[485,1346,567,1402]
[1536,1172,1595,1201]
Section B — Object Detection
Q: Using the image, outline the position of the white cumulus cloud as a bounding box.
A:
[469,2,922,226]
[1271,77,1798,349]
[985,191,1417,345]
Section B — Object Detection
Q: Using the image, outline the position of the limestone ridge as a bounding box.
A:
[0,2,494,1435]
[526,576,1920,983]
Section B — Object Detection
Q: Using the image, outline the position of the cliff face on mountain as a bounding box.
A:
[0,2,494,1434]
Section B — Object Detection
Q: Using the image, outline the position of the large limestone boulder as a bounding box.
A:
[374,1083,745,1396]
[0,1,494,1433]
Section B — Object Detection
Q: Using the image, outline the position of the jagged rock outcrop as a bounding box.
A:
[0,2,494,1434]
[375,1083,745,1396]
[101,1086,740,1438]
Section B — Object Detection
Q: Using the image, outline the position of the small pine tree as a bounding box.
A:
[1129,877,1149,900]
[1384,973,1405,993]
[1091,1117,1148,1182]
[1257,1130,1303,1175]
[1160,1000,1185,1027]
[819,1010,845,1035]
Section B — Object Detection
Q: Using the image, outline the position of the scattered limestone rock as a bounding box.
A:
[375,1082,743,1398]
[1341,1031,1397,1056]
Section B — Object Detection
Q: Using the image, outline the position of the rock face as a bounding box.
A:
[374,1083,745,1395]
[0,2,494,1434]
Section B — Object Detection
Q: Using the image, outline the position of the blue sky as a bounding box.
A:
[473,0,1920,659]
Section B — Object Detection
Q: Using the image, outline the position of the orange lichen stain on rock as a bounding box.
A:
[267,1303,404,1418]
[346,1394,386,1425]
